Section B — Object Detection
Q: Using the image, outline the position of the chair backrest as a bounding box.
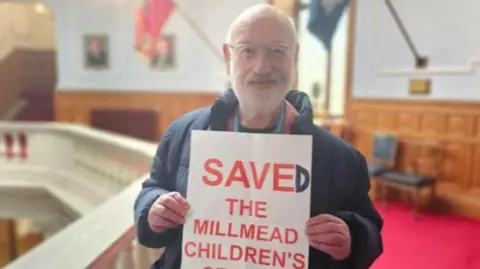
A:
[372,133,398,166]
[321,118,353,143]
[90,108,160,142]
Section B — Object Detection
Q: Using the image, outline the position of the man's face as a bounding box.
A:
[157,38,169,56]
[224,17,298,118]
[89,40,100,55]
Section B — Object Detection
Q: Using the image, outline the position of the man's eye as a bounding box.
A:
[270,47,286,54]
[240,47,254,55]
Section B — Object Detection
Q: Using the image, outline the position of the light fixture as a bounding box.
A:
[34,3,47,14]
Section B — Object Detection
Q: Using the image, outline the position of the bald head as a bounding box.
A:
[225,4,297,44]
[223,4,299,121]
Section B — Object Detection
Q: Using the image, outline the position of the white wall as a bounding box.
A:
[31,0,264,92]
[0,2,55,60]
[353,0,480,100]
[297,0,349,116]
[297,7,328,111]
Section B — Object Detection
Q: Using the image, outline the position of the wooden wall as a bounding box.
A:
[0,219,44,267]
[0,220,15,267]
[15,233,44,257]
[341,0,480,219]
[55,91,220,140]
[346,99,480,219]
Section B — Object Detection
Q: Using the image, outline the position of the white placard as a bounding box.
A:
[182,130,312,269]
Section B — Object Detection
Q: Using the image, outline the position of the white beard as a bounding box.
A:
[233,86,286,119]
[229,64,289,120]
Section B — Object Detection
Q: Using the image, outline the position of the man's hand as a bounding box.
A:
[148,192,190,233]
[306,214,351,260]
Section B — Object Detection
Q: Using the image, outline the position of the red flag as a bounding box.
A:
[143,0,175,58]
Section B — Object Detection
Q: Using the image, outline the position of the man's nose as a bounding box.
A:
[252,53,273,74]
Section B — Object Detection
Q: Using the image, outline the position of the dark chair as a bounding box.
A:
[367,133,398,177]
[375,172,436,219]
[381,172,435,188]
[374,140,443,218]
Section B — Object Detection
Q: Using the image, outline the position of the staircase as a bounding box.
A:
[0,49,56,122]
[0,62,56,121]
[0,100,28,121]
[0,49,23,117]
[13,92,54,122]
[0,91,54,122]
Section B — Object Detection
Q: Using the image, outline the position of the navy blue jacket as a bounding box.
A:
[134,89,383,269]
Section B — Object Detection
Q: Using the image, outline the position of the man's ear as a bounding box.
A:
[222,44,231,74]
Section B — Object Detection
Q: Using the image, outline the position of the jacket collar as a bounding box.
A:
[209,88,315,134]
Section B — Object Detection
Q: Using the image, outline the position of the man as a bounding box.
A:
[134,4,383,269]
[151,36,174,69]
[86,38,108,69]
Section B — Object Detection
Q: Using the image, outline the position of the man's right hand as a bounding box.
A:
[148,192,190,233]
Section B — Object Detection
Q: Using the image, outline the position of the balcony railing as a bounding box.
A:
[0,122,163,268]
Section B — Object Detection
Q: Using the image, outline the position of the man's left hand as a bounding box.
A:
[305,214,351,260]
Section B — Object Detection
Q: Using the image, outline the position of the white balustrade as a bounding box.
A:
[0,121,162,268]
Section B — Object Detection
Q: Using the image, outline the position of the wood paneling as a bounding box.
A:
[0,220,44,266]
[55,91,220,140]
[341,0,480,219]
[16,233,43,256]
[346,99,480,219]
[0,220,15,267]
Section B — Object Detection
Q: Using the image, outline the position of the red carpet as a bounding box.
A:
[371,202,480,269]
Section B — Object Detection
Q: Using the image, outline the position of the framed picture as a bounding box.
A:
[84,34,109,70]
[149,34,176,70]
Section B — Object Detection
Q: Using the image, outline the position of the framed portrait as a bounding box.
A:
[83,34,109,70]
[149,34,176,70]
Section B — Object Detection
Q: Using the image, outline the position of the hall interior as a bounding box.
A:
[0,0,479,268]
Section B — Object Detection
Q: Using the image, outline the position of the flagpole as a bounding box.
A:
[173,1,224,62]
[172,1,228,88]
[324,50,332,119]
